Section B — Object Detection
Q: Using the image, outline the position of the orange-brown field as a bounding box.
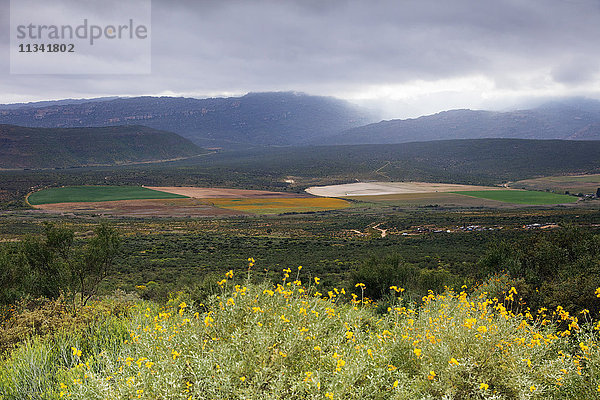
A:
[34,198,245,217]
[207,197,350,214]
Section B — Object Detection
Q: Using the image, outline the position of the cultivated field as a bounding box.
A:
[453,190,578,205]
[29,186,346,216]
[309,181,587,207]
[306,182,501,197]
[208,197,350,214]
[146,186,309,198]
[347,192,520,208]
[511,174,600,194]
[33,198,244,217]
[28,186,186,205]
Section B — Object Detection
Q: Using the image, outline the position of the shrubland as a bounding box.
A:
[1,216,600,398]
[1,266,600,399]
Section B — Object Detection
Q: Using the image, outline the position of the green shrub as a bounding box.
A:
[351,254,462,300]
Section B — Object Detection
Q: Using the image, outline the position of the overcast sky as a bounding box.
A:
[1,0,600,118]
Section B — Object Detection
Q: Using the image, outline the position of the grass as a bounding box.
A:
[452,190,578,205]
[346,192,519,208]
[209,197,350,214]
[1,271,599,399]
[28,186,187,205]
[513,174,600,195]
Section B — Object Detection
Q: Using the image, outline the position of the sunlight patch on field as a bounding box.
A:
[209,197,350,214]
[306,182,501,197]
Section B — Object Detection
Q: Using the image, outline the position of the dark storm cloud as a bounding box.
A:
[552,56,600,85]
[1,0,600,116]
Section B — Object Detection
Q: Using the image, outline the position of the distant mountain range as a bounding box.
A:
[0,97,120,111]
[0,124,203,169]
[0,92,374,147]
[2,94,600,150]
[327,98,600,144]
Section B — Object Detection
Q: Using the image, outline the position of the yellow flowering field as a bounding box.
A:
[208,197,350,214]
[1,267,600,399]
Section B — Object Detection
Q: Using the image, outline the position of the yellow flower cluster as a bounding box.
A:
[53,267,600,399]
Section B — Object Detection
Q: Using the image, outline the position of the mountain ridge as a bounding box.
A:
[3,94,600,146]
[0,92,375,148]
[326,99,600,144]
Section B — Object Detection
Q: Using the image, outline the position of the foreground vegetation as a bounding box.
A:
[1,269,599,399]
[1,211,599,317]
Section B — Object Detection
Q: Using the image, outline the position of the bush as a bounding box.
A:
[1,272,598,399]
[351,254,461,300]
[477,227,600,316]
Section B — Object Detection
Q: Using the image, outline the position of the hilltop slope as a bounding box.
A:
[0,124,204,169]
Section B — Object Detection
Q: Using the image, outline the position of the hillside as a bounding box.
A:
[0,92,374,147]
[326,98,600,145]
[2,139,599,206]
[0,124,204,169]
[179,138,600,185]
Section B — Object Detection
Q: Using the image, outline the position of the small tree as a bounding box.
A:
[15,223,73,300]
[596,187,600,198]
[73,222,121,307]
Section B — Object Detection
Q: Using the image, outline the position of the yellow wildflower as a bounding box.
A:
[71,347,82,357]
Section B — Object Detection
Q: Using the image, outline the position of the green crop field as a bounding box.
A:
[28,186,187,205]
[452,190,578,205]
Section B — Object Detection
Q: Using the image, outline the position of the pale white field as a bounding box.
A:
[305,182,501,197]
